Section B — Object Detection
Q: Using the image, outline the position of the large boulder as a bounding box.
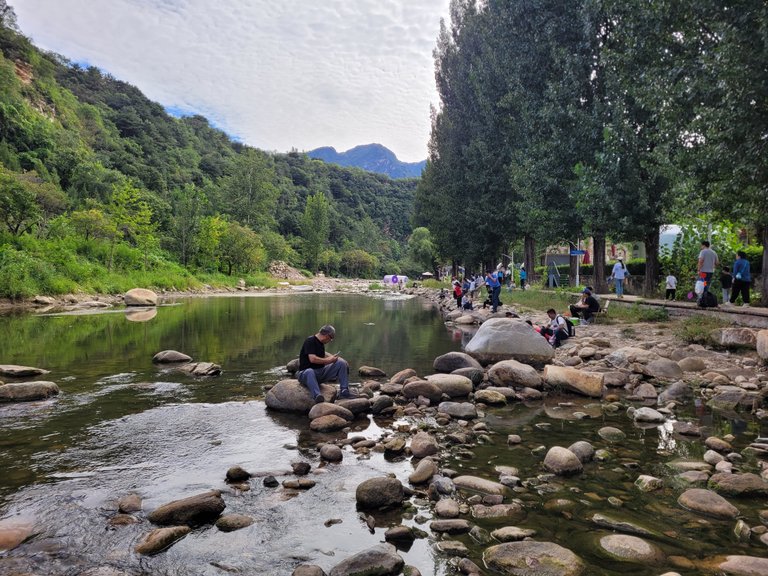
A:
[402,380,443,404]
[0,381,59,402]
[437,401,477,420]
[543,447,583,476]
[488,359,542,389]
[484,541,586,576]
[410,432,439,458]
[606,347,658,369]
[265,379,335,413]
[355,478,404,510]
[465,318,555,366]
[453,475,507,496]
[710,328,757,349]
[598,534,665,565]
[641,359,683,380]
[757,330,768,363]
[0,365,49,378]
[147,490,225,526]
[124,288,158,307]
[717,555,768,576]
[433,351,482,373]
[677,489,739,519]
[543,366,604,398]
[328,543,404,576]
[425,373,473,397]
[708,473,768,497]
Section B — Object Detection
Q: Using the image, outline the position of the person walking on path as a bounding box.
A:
[297,324,353,402]
[665,273,677,301]
[697,240,719,301]
[729,250,751,306]
[720,266,732,305]
[486,270,501,313]
[609,258,630,298]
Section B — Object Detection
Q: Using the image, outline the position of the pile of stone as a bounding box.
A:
[269,260,307,281]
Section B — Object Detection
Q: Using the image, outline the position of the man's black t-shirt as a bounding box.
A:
[299,335,325,371]
[585,295,600,312]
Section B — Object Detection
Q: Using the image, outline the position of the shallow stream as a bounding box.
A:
[0,293,766,575]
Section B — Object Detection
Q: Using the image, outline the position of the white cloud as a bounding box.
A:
[13,0,450,161]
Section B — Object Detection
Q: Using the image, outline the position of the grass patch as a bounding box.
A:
[676,315,730,344]
[368,282,386,291]
[609,303,670,323]
[501,288,570,313]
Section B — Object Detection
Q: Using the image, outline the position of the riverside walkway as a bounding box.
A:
[595,293,768,329]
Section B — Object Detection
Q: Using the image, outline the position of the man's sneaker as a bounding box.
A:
[314,395,325,404]
[339,389,358,399]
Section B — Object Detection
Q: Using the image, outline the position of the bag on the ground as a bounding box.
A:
[558,315,576,337]
[698,291,718,308]
[694,279,705,295]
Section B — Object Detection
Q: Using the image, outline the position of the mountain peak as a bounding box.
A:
[307,144,425,179]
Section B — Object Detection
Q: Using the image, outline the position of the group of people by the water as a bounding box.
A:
[449,264,529,314]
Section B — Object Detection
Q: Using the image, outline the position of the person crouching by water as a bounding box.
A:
[569,287,600,324]
[297,324,354,402]
[541,308,569,348]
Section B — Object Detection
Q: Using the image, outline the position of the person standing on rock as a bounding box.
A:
[486,269,501,313]
[297,325,353,402]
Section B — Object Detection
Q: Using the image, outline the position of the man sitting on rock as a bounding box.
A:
[541,309,570,348]
[297,324,354,402]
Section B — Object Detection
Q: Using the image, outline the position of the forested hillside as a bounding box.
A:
[0,4,417,298]
[416,0,767,303]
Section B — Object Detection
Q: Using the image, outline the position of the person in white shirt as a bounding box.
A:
[610,258,630,298]
[665,274,677,301]
[541,308,569,347]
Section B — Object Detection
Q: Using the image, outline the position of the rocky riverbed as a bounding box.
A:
[2,283,768,575]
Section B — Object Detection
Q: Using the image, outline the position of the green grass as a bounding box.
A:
[675,315,730,344]
[609,303,670,323]
[502,288,570,313]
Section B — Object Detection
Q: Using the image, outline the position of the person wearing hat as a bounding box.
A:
[519,263,527,290]
[570,288,600,324]
[609,258,630,298]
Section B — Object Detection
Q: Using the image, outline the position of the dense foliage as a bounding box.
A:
[0,4,417,298]
[416,0,766,303]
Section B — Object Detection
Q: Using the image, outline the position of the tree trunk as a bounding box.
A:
[524,234,536,284]
[592,234,607,294]
[761,223,768,306]
[643,229,660,298]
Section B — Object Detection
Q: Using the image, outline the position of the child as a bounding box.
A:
[720,266,732,305]
[461,292,473,310]
[665,274,677,301]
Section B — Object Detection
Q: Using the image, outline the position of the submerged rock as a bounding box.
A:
[484,541,586,576]
[0,381,59,402]
[152,350,192,363]
[147,490,225,526]
[215,514,254,532]
[356,477,404,510]
[328,543,404,576]
[134,525,190,555]
[359,365,386,377]
[0,365,50,378]
[598,534,665,565]
[677,488,739,519]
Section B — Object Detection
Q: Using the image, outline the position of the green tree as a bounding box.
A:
[106,181,155,270]
[217,221,265,276]
[222,149,278,229]
[407,227,437,273]
[300,192,330,272]
[0,168,40,235]
[69,207,115,242]
[195,214,227,272]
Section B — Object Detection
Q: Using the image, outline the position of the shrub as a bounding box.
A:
[676,316,729,344]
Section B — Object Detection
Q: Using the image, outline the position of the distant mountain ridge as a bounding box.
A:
[308,144,426,179]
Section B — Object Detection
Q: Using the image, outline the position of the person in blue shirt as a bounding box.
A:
[485,270,501,313]
[729,251,751,306]
[519,264,527,290]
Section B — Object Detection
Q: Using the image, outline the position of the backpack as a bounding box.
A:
[698,291,718,309]
[557,315,576,337]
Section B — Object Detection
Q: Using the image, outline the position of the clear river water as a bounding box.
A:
[0,293,765,576]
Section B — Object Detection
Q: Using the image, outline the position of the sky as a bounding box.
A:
[13,0,451,162]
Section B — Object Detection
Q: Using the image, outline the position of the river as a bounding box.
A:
[0,293,765,575]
